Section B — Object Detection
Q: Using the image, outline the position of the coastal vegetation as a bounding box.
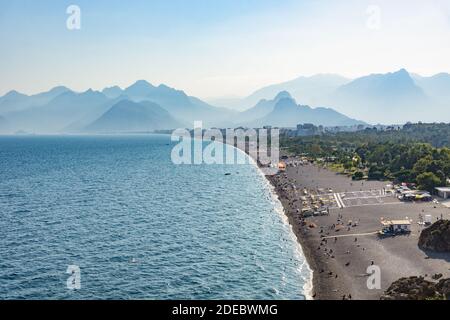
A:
[281,123,450,192]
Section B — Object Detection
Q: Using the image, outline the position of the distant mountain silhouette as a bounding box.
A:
[211,74,350,111]
[0,82,235,132]
[125,81,236,125]
[216,69,450,124]
[243,74,350,109]
[0,86,70,114]
[2,71,448,132]
[85,100,182,133]
[102,86,123,99]
[101,80,236,126]
[332,69,435,123]
[239,91,293,123]
[243,92,364,127]
[7,89,111,132]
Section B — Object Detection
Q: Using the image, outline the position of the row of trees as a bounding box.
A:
[359,143,449,191]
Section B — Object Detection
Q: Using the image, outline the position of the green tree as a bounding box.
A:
[417,172,441,192]
[343,160,353,170]
[412,156,433,177]
[352,171,364,180]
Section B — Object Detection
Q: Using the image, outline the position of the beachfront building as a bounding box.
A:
[380,219,411,234]
[435,187,450,199]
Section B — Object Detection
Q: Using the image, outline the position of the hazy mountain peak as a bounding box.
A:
[390,68,413,81]
[157,83,180,94]
[396,68,409,74]
[124,80,157,100]
[49,86,70,93]
[333,69,432,124]
[340,68,419,92]
[3,90,26,98]
[240,74,350,110]
[244,95,364,128]
[127,80,155,90]
[273,97,298,110]
[274,91,293,101]
[84,99,181,133]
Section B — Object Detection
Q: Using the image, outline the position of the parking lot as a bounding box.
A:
[312,189,400,209]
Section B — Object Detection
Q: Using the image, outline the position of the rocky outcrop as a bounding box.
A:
[436,278,450,300]
[418,220,450,252]
[381,276,449,300]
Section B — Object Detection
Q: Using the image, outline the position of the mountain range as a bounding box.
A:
[0,81,238,134]
[215,69,450,124]
[239,91,364,128]
[101,80,235,125]
[1,69,447,134]
[85,100,182,133]
[0,86,70,114]
[332,69,433,124]
[207,74,350,111]
[0,80,365,134]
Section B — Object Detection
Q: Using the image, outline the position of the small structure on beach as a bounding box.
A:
[436,187,450,199]
[380,219,412,235]
[424,215,433,226]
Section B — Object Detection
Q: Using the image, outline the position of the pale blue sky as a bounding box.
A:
[1,0,450,98]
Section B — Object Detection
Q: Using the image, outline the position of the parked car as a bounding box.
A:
[415,194,433,202]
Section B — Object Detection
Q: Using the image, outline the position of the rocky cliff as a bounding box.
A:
[418,220,450,252]
[381,276,450,300]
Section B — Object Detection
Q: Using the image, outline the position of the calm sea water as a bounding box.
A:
[0,135,310,300]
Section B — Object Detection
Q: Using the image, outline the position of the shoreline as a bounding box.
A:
[228,142,326,300]
[230,143,449,300]
[264,171,335,300]
[251,157,314,300]
[229,143,314,300]
[264,172,322,300]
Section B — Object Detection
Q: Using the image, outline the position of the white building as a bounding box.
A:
[436,187,450,199]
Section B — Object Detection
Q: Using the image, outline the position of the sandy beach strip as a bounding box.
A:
[268,161,450,300]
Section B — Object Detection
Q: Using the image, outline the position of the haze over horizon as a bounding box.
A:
[2,0,450,100]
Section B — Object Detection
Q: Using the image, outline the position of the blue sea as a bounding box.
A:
[0,135,311,300]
